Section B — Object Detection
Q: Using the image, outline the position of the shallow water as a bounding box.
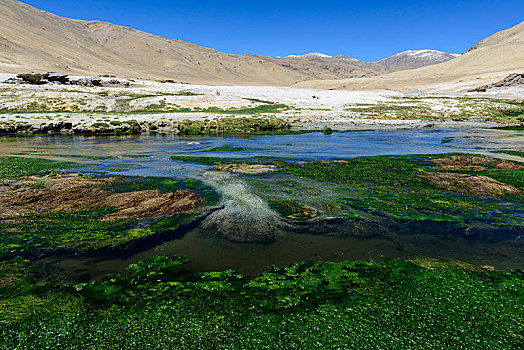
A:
[1,128,523,279]
[2,128,523,175]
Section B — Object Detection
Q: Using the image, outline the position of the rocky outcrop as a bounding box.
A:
[5,72,130,87]
[47,72,69,84]
[16,72,56,85]
[469,73,524,92]
[2,77,22,84]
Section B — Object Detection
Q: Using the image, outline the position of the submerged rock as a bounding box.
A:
[429,155,523,171]
[212,163,278,174]
[424,172,520,197]
[0,175,205,220]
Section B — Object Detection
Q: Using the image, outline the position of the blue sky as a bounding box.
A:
[22,0,524,61]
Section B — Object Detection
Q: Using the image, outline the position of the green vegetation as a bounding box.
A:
[0,156,76,178]
[90,122,110,128]
[243,97,276,104]
[170,155,231,164]
[280,157,424,187]
[344,97,524,124]
[203,145,244,152]
[0,204,202,260]
[345,103,438,121]
[174,117,292,135]
[0,209,132,258]
[486,169,524,189]
[0,157,216,259]
[1,255,522,348]
[494,150,524,158]
[169,153,523,225]
[0,96,291,115]
[486,102,524,124]
[109,176,220,205]
[273,156,524,224]
[174,90,203,96]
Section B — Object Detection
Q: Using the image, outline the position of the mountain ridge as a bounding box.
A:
[0,0,459,86]
[297,20,524,92]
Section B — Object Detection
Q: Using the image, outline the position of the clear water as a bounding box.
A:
[1,128,523,279]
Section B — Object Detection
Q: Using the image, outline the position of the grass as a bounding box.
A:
[0,255,523,348]
[0,98,291,115]
[174,117,292,135]
[343,97,524,124]
[243,98,276,104]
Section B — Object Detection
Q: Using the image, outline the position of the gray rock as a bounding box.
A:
[70,77,102,87]
[101,79,130,87]
[47,72,69,84]
[2,77,22,84]
[17,72,50,85]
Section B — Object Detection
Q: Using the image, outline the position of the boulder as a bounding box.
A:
[2,77,22,84]
[47,72,69,84]
[70,77,102,87]
[101,79,130,87]
[17,72,50,85]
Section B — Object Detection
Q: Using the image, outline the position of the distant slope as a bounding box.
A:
[0,0,391,85]
[297,21,524,92]
[0,0,467,86]
[377,50,459,71]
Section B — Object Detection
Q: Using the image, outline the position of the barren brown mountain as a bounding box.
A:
[0,0,392,85]
[297,21,524,92]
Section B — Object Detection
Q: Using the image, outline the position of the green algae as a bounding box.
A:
[1,255,523,348]
[0,156,77,178]
[493,150,524,158]
[0,157,217,260]
[167,153,523,225]
[169,153,523,225]
[0,209,132,259]
[203,145,244,152]
[109,176,220,205]
[170,155,227,164]
[270,156,524,224]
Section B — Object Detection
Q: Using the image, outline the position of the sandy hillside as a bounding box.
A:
[297,21,524,92]
[0,0,395,85]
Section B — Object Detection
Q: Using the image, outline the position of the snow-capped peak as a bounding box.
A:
[393,49,460,58]
[287,52,332,58]
[376,49,460,71]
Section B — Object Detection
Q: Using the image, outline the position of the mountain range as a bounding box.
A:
[298,21,524,91]
[0,0,460,86]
